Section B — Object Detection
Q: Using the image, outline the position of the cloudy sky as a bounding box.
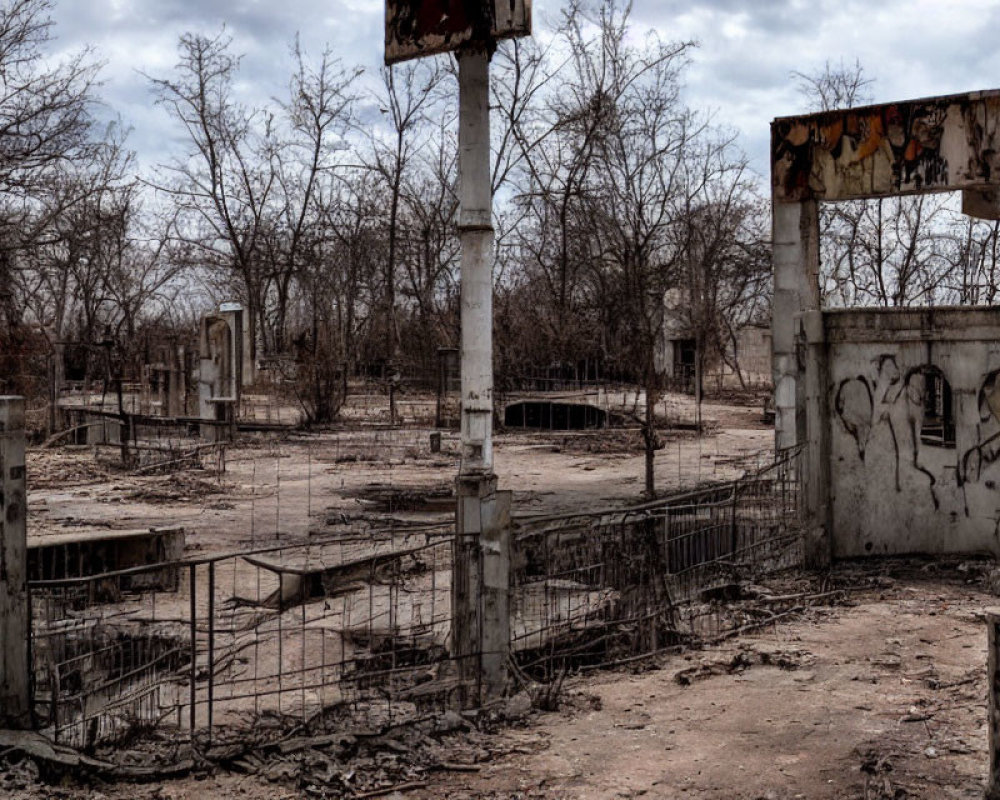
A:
[45,0,1000,180]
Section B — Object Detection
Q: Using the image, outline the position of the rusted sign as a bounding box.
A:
[385,0,531,64]
[772,89,1000,203]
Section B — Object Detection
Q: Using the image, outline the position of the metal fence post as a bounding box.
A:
[0,396,30,728]
[207,561,215,740]
[189,563,197,734]
[987,608,1000,799]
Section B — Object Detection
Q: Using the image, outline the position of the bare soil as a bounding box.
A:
[415,562,992,799]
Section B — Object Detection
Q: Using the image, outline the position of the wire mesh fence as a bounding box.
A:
[27,446,804,756]
[28,526,457,750]
[509,446,804,680]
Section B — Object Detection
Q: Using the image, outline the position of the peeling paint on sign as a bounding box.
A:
[385,0,531,64]
[772,90,1000,203]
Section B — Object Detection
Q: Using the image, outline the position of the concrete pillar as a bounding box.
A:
[772,199,821,451]
[801,310,832,567]
[49,340,64,435]
[987,607,1000,799]
[451,47,510,706]
[453,476,511,706]
[457,47,494,477]
[479,484,511,701]
[176,344,188,417]
[0,397,30,728]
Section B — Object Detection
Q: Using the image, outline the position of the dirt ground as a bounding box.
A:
[416,563,992,799]
[26,395,773,553]
[9,392,997,798]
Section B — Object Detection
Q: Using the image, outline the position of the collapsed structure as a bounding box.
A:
[772,88,1000,562]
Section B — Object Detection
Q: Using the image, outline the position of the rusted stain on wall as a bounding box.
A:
[772,90,1000,203]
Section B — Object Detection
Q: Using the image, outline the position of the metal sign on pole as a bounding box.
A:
[384,0,529,704]
[385,1,530,65]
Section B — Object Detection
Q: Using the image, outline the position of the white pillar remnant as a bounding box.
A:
[458,46,494,476]
[771,199,820,452]
[451,44,511,707]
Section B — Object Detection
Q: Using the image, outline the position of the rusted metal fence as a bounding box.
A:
[28,448,804,751]
[509,446,804,679]
[28,526,457,749]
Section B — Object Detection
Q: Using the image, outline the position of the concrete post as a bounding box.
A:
[801,310,832,567]
[478,486,511,701]
[451,46,510,706]
[987,608,1000,799]
[49,340,64,435]
[772,199,821,451]
[454,476,511,706]
[457,47,494,476]
[0,397,30,728]
[166,344,184,418]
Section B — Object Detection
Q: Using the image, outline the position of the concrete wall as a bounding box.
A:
[772,89,1000,560]
[823,307,1000,557]
[727,324,771,388]
[198,305,247,439]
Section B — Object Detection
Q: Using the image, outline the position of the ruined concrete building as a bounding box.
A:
[197,303,254,440]
[657,289,771,393]
[772,89,1000,563]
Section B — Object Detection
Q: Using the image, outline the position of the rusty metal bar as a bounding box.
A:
[207,561,215,739]
[987,608,1000,800]
[189,563,196,734]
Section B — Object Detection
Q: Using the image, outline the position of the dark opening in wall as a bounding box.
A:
[915,366,955,448]
[504,401,607,430]
[670,338,697,394]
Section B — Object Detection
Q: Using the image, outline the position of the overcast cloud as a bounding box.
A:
[43,0,1000,180]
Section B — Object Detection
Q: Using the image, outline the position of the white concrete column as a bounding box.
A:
[452,46,510,706]
[801,310,832,567]
[0,396,30,728]
[457,47,494,476]
[772,199,820,451]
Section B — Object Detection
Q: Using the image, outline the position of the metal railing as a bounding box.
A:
[29,525,457,749]
[28,447,804,753]
[509,446,804,679]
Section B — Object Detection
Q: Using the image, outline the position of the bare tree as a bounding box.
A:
[148,31,277,366]
[366,59,446,377]
[792,58,873,113]
[671,136,769,393]
[0,0,102,374]
[266,39,360,352]
[557,0,698,497]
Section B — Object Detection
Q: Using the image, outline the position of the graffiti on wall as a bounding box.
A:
[960,368,1000,486]
[772,91,1000,203]
[835,357,1000,521]
[834,356,944,509]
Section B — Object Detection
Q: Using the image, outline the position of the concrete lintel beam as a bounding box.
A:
[773,89,1000,203]
[963,187,1000,220]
